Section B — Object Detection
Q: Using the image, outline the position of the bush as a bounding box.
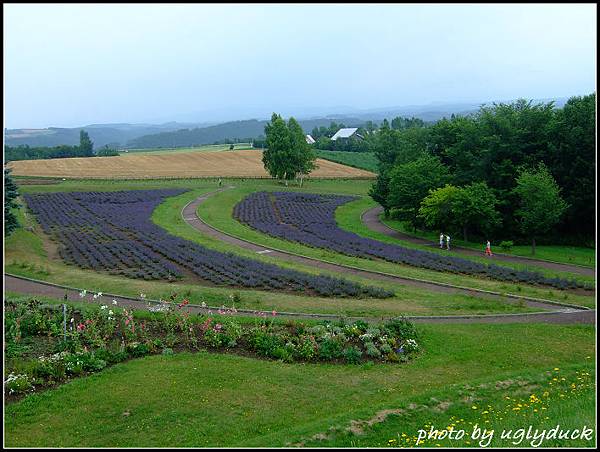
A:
[365,342,381,358]
[5,373,33,395]
[383,317,418,341]
[127,343,150,358]
[343,346,363,364]
[248,329,285,357]
[500,240,514,251]
[295,335,317,360]
[318,338,343,360]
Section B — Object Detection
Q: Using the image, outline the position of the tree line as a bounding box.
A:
[369,94,595,249]
[4,131,119,162]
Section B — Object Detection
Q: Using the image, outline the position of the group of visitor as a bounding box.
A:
[439,233,493,256]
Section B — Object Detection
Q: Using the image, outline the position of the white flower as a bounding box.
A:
[140,293,146,299]
[201,302,207,308]
[100,305,107,310]
[79,290,87,298]
[108,310,113,315]
[112,299,118,305]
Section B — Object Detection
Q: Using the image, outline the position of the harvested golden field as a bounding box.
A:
[8,150,376,179]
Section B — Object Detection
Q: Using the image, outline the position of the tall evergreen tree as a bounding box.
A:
[4,168,20,236]
[79,130,94,155]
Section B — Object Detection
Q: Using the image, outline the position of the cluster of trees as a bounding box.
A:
[262,113,316,185]
[4,131,118,162]
[369,94,595,248]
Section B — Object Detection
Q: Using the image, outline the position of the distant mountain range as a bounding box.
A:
[4,97,572,149]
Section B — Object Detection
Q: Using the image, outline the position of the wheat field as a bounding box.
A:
[8,150,376,179]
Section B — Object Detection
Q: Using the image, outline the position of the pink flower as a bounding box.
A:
[272,310,277,316]
[77,323,86,331]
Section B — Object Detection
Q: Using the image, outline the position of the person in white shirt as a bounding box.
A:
[446,234,451,250]
[439,233,444,249]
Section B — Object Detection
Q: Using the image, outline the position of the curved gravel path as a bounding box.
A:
[4,188,594,325]
[179,190,594,323]
[361,206,595,277]
[4,274,594,324]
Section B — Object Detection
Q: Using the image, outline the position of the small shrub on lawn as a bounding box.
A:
[343,346,363,364]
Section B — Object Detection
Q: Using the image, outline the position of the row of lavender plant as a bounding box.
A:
[233,192,588,290]
[23,190,393,298]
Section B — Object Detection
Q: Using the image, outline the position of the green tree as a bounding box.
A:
[513,163,568,255]
[287,117,316,185]
[368,171,392,217]
[386,154,450,230]
[418,182,500,241]
[546,93,595,237]
[79,130,94,155]
[4,168,20,236]
[263,113,316,184]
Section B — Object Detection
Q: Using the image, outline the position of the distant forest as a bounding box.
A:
[125,118,366,149]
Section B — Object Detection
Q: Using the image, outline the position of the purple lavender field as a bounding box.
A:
[233,192,587,290]
[23,190,393,298]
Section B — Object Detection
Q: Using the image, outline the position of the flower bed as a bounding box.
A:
[234,192,589,290]
[4,297,420,399]
[23,190,392,298]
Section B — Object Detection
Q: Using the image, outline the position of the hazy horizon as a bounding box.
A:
[4,4,596,129]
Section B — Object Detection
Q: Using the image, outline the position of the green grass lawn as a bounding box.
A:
[315,150,379,173]
[5,322,595,447]
[382,216,595,268]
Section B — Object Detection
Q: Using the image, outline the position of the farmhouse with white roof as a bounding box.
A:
[305,134,316,144]
[330,127,364,141]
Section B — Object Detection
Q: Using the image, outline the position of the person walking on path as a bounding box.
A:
[485,240,493,256]
[439,233,445,249]
[445,234,451,250]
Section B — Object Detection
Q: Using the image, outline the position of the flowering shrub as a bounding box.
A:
[5,297,420,399]
[5,373,33,395]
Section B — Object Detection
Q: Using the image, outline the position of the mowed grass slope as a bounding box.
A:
[5,322,595,447]
[315,150,379,173]
[7,149,375,179]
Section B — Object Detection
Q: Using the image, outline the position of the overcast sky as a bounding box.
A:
[3,3,596,129]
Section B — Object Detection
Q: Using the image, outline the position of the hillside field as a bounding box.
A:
[7,150,376,179]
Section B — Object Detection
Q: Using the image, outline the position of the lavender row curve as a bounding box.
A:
[23,190,393,298]
[233,191,589,291]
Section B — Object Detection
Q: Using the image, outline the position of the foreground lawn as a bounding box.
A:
[5,323,595,447]
[381,216,595,269]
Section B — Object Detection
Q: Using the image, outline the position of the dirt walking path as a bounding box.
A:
[179,191,594,321]
[4,188,594,325]
[4,274,594,324]
[361,205,595,277]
